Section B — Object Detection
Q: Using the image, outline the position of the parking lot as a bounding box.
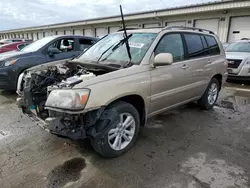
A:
[0,81,249,188]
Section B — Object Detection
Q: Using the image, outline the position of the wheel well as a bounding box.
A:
[109,95,146,126]
[212,74,222,90]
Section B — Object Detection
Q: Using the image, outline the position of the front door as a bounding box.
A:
[46,37,78,63]
[149,33,194,116]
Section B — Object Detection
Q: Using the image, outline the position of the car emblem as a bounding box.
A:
[228,61,234,64]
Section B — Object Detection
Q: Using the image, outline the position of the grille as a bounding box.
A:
[0,75,7,81]
[227,59,242,69]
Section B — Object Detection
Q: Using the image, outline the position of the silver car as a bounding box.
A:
[226,40,250,80]
[17,26,228,158]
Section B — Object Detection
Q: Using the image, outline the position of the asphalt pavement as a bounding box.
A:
[0,81,250,188]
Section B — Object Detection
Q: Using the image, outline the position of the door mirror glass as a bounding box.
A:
[48,47,61,56]
[153,53,173,67]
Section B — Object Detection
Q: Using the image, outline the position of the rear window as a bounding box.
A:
[204,35,220,55]
[184,33,206,58]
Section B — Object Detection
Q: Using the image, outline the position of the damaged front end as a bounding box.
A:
[16,61,115,140]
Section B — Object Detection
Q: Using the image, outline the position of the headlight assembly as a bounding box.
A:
[4,59,18,66]
[45,89,90,110]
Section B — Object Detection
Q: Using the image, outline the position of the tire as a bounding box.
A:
[198,78,220,110]
[91,101,140,158]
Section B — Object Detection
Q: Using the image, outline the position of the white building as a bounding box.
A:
[1,0,250,42]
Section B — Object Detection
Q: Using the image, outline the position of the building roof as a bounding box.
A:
[1,0,250,33]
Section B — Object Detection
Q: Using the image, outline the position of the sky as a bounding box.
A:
[0,0,219,31]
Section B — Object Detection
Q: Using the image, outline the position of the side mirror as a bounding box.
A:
[48,48,61,56]
[153,53,173,67]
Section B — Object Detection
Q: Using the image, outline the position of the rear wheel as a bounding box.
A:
[91,101,140,158]
[198,78,220,110]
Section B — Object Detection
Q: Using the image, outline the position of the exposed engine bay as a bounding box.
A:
[17,61,118,140]
[18,61,109,120]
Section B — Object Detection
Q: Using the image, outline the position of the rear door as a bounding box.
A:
[182,33,213,95]
[46,37,78,62]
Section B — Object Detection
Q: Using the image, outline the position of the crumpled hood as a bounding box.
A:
[0,50,32,61]
[226,52,250,60]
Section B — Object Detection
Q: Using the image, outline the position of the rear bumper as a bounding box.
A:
[227,75,250,81]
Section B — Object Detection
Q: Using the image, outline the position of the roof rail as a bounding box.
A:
[163,26,215,34]
[117,28,139,32]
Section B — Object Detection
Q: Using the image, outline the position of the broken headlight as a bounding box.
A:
[45,89,90,110]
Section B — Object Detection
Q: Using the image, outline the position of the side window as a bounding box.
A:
[184,33,205,58]
[204,35,220,55]
[79,39,95,51]
[48,38,75,53]
[201,35,210,56]
[17,44,26,50]
[155,33,184,62]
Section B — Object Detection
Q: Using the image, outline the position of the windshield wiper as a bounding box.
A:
[98,34,133,63]
[96,34,132,63]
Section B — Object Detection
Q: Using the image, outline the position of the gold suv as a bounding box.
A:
[17,26,228,157]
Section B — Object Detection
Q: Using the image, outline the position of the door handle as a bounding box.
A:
[182,64,189,70]
[208,59,212,63]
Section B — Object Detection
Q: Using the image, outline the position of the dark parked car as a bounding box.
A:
[0,42,31,54]
[0,35,97,90]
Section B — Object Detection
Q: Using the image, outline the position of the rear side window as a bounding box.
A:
[184,33,206,58]
[204,35,220,55]
[155,33,184,62]
[200,35,210,56]
[79,39,95,50]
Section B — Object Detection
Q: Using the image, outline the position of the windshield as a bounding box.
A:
[226,42,250,53]
[21,36,56,52]
[77,32,157,65]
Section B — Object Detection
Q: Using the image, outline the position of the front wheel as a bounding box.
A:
[91,101,140,158]
[198,78,220,110]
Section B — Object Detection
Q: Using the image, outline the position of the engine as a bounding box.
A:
[20,63,96,119]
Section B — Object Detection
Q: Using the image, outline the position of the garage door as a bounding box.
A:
[32,33,37,41]
[96,28,108,38]
[57,31,64,35]
[127,25,139,28]
[84,29,92,37]
[74,29,82,35]
[143,23,160,28]
[44,31,49,37]
[166,21,186,27]
[109,26,120,33]
[228,16,250,42]
[38,32,43,39]
[28,33,32,39]
[195,19,219,34]
[65,30,71,35]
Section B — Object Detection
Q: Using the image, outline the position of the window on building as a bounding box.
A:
[155,33,184,62]
[205,35,220,55]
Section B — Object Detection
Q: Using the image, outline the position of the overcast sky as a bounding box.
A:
[0,0,219,31]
